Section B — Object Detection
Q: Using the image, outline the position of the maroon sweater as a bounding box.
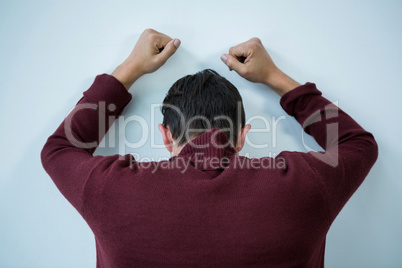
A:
[41,74,378,267]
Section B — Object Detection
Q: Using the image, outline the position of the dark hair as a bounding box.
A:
[161,69,246,146]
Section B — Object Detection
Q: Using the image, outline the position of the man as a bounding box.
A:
[41,28,378,267]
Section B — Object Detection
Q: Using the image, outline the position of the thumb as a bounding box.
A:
[221,54,244,73]
[157,38,180,65]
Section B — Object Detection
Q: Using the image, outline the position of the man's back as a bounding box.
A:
[85,131,329,267]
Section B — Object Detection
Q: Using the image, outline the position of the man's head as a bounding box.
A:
[158,69,251,156]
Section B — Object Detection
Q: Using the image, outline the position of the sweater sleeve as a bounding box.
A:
[40,74,133,216]
[280,83,378,222]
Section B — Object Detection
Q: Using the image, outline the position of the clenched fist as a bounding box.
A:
[221,37,300,96]
[112,29,181,90]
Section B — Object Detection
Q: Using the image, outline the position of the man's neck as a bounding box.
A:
[170,129,237,158]
[171,144,185,157]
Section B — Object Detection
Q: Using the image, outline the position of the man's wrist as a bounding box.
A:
[264,69,301,97]
[111,62,142,90]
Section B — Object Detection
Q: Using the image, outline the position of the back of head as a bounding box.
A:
[162,69,245,147]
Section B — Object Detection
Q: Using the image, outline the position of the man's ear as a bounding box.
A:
[235,124,251,152]
[158,124,173,152]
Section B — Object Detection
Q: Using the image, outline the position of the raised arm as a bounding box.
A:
[41,29,180,215]
[221,38,378,222]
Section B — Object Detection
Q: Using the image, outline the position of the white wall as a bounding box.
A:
[1,0,401,267]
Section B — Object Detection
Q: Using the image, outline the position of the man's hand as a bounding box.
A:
[221,37,300,96]
[112,28,181,90]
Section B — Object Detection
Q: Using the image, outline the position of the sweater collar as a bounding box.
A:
[172,128,237,170]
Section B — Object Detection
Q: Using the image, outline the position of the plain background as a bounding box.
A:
[1,0,401,267]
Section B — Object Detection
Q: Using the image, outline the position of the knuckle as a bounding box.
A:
[147,33,158,41]
[248,37,262,49]
[144,28,155,34]
[144,29,158,40]
[250,37,261,43]
[229,47,235,54]
[250,42,259,50]
[240,68,249,77]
